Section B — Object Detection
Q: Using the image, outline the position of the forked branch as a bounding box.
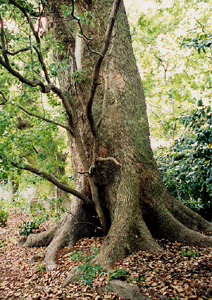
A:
[0,13,75,129]
[5,0,51,83]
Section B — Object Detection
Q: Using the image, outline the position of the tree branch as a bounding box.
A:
[0,46,31,56]
[33,45,51,84]
[194,17,205,33]
[6,159,93,207]
[0,47,76,130]
[0,54,46,90]
[0,15,9,66]
[78,35,102,56]
[148,103,172,115]
[0,91,7,105]
[0,16,75,130]
[86,0,122,137]
[8,0,51,83]
[149,108,169,141]
[152,51,167,86]
[17,104,72,132]
[70,0,93,42]
[0,4,77,132]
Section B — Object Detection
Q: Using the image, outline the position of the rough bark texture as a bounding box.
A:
[20,0,212,274]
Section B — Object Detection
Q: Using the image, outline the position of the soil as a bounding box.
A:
[0,210,211,300]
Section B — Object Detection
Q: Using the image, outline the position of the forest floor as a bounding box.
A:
[0,210,212,300]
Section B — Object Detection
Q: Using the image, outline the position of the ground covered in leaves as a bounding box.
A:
[0,210,212,300]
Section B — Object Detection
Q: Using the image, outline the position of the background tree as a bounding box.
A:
[127,0,212,141]
[0,0,212,279]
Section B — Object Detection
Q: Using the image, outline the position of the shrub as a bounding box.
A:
[155,104,212,221]
[0,208,9,227]
[69,246,107,286]
[18,221,39,236]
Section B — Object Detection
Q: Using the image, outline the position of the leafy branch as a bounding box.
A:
[9,0,51,83]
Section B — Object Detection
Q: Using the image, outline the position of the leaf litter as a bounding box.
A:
[0,210,211,300]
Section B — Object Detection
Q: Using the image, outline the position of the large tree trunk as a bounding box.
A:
[21,0,212,273]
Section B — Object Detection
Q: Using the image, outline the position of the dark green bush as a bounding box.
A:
[155,105,212,221]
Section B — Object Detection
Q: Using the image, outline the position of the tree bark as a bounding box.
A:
[4,0,212,273]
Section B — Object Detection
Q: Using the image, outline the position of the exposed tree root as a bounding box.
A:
[23,214,69,248]
[94,216,160,270]
[148,201,212,247]
[20,184,212,278]
[21,201,96,271]
[168,196,212,233]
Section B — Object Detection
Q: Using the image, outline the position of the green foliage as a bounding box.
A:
[71,70,85,83]
[155,105,212,220]
[69,246,107,286]
[18,221,39,236]
[129,276,143,284]
[127,0,212,140]
[31,197,65,224]
[0,240,7,247]
[0,0,71,187]
[36,263,46,273]
[108,267,128,281]
[18,196,66,236]
[182,33,212,54]
[180,249,199,258]
[0,208,9,227]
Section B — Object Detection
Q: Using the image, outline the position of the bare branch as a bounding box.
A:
[78,35,102,56]
[149,108,169,141]
[5,159,93,207]
[0,91,7,105]
[70,0,93,42]
[194,17,205,33]
[0,46,31,56]
[152,51,167,86]
[148,103,172,115]
[17,104,72,132]
[51,85,75,130]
